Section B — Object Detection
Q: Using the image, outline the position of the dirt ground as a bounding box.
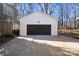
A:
[59,29,79,35]
[0,35,79,56]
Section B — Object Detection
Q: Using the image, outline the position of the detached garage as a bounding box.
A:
[19,11,58,36]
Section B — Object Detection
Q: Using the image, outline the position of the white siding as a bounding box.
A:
[20,11,58,36]
[20,22,26,36]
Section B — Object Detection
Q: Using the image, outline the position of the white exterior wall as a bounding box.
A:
[20,11,58,36]
[20,22,26,36]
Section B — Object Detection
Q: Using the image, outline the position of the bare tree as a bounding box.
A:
[73,9,77,29]
[58,3,64,29]
[71,4,79,29]
[58,3,72,29]
[65,4,72,29]
[71,4,78,29]
[72,4,79,29]
[28,3,33,14]
[38,3,58,15]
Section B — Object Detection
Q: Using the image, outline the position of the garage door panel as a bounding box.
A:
[27,25,51,35]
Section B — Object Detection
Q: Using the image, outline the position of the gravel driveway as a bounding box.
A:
[0,35,79,56]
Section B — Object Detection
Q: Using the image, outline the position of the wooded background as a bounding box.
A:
[15,3,79,29]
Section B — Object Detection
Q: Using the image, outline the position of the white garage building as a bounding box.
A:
[19,11,58,36]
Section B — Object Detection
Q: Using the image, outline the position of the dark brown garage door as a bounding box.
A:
[27,25,51,35]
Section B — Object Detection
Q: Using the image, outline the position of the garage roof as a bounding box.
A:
[19,11,58,21]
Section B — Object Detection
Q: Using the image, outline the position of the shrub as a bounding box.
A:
[13,30,19,36]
